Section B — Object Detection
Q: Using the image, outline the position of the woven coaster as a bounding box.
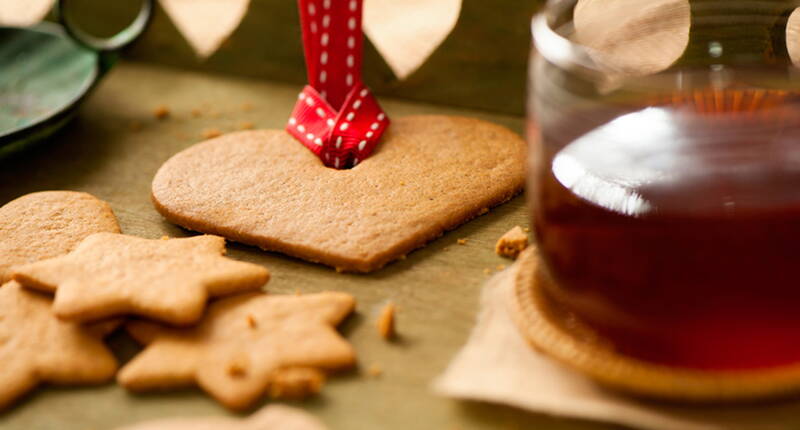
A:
[510,248,800,402]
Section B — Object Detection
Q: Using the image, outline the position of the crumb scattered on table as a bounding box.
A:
[367,364,383,378]
[483,268,491,275]
[523,227,531,233]
[496,264,506,271]
[495,226,529,259]
[377,302,396,340]
[456,238,468,245]
[242,102,254,112]
[239,121,255,130]
[201,128,222,139]
[153,105,170,120]
[247,314,257,328]
[190,108,203,118]
[160,235,170,240]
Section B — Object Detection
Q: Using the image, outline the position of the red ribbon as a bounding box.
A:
[288,0,390,169]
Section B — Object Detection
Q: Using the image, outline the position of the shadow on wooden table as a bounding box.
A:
[0,116,122,202]
[457,399,638,430]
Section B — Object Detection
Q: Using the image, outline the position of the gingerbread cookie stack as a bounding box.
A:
[1,191,358,412]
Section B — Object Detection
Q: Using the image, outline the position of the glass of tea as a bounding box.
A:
[529,0,800,371]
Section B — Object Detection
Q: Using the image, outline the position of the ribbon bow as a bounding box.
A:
[287,0,390,169]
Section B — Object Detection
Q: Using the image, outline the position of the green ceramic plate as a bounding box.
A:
[0,0,152,155]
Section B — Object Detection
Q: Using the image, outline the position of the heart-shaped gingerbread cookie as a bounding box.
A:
[152,115,525,272]
[0,191,120,283]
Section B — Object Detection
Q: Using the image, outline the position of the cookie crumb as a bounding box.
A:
[128,120,143,132]
[238,121,255,130]
[246,314,257,328]
[495,226,529,259]
[377,302,396,340]
[269,367,325,399]
[153,105,170,120]
[456,238,468,245]
[294,289,301,296]
[242,102,254,112]
[496,264,506,271]
[483,268,491,275]
[228,362,247,378]
[160,235,170,240]
[523,227,531,233]
[367,364,383,377]
[400,181,406,186]
[201,128,222,139]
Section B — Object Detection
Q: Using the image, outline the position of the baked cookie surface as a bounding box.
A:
[151,115,526,272]
[0,281,118,410]
[115,404,328,430]
[0,191,120,283]
[118,291,356,411]
[12,234,269,325]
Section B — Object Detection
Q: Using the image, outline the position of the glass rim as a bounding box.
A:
[530,4,599,74]
[531,0,800,75]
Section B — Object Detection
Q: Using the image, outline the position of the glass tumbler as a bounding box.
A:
[529,0,800,371]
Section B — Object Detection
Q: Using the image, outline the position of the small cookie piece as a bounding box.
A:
[366,363,383,378]
[0,191,120,283]
[0,281,118,410]
[12,233,269,325]
[153,105,170,120]
[377,302,396,340]
[201,127,222,139]
[116,404,328,430]
[152,115,526,272]
[268,367,325,399]
[495,226,529,259]
[118,291,356,411]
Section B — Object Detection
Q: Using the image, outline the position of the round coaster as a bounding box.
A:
[510,249,800,402]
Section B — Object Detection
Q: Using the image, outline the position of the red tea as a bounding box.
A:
[532,89,800,370]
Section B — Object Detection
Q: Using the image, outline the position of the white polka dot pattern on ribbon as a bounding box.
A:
[286,0,390,169]
[287,83,389,169]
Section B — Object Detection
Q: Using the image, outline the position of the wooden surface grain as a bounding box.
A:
[0,62,621,430]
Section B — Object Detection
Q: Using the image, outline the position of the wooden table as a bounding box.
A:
[0,62,619,430]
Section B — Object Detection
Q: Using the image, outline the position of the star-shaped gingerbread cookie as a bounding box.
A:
[0,281,118,410]
[11,233,269,325]
[118,291,356,411]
